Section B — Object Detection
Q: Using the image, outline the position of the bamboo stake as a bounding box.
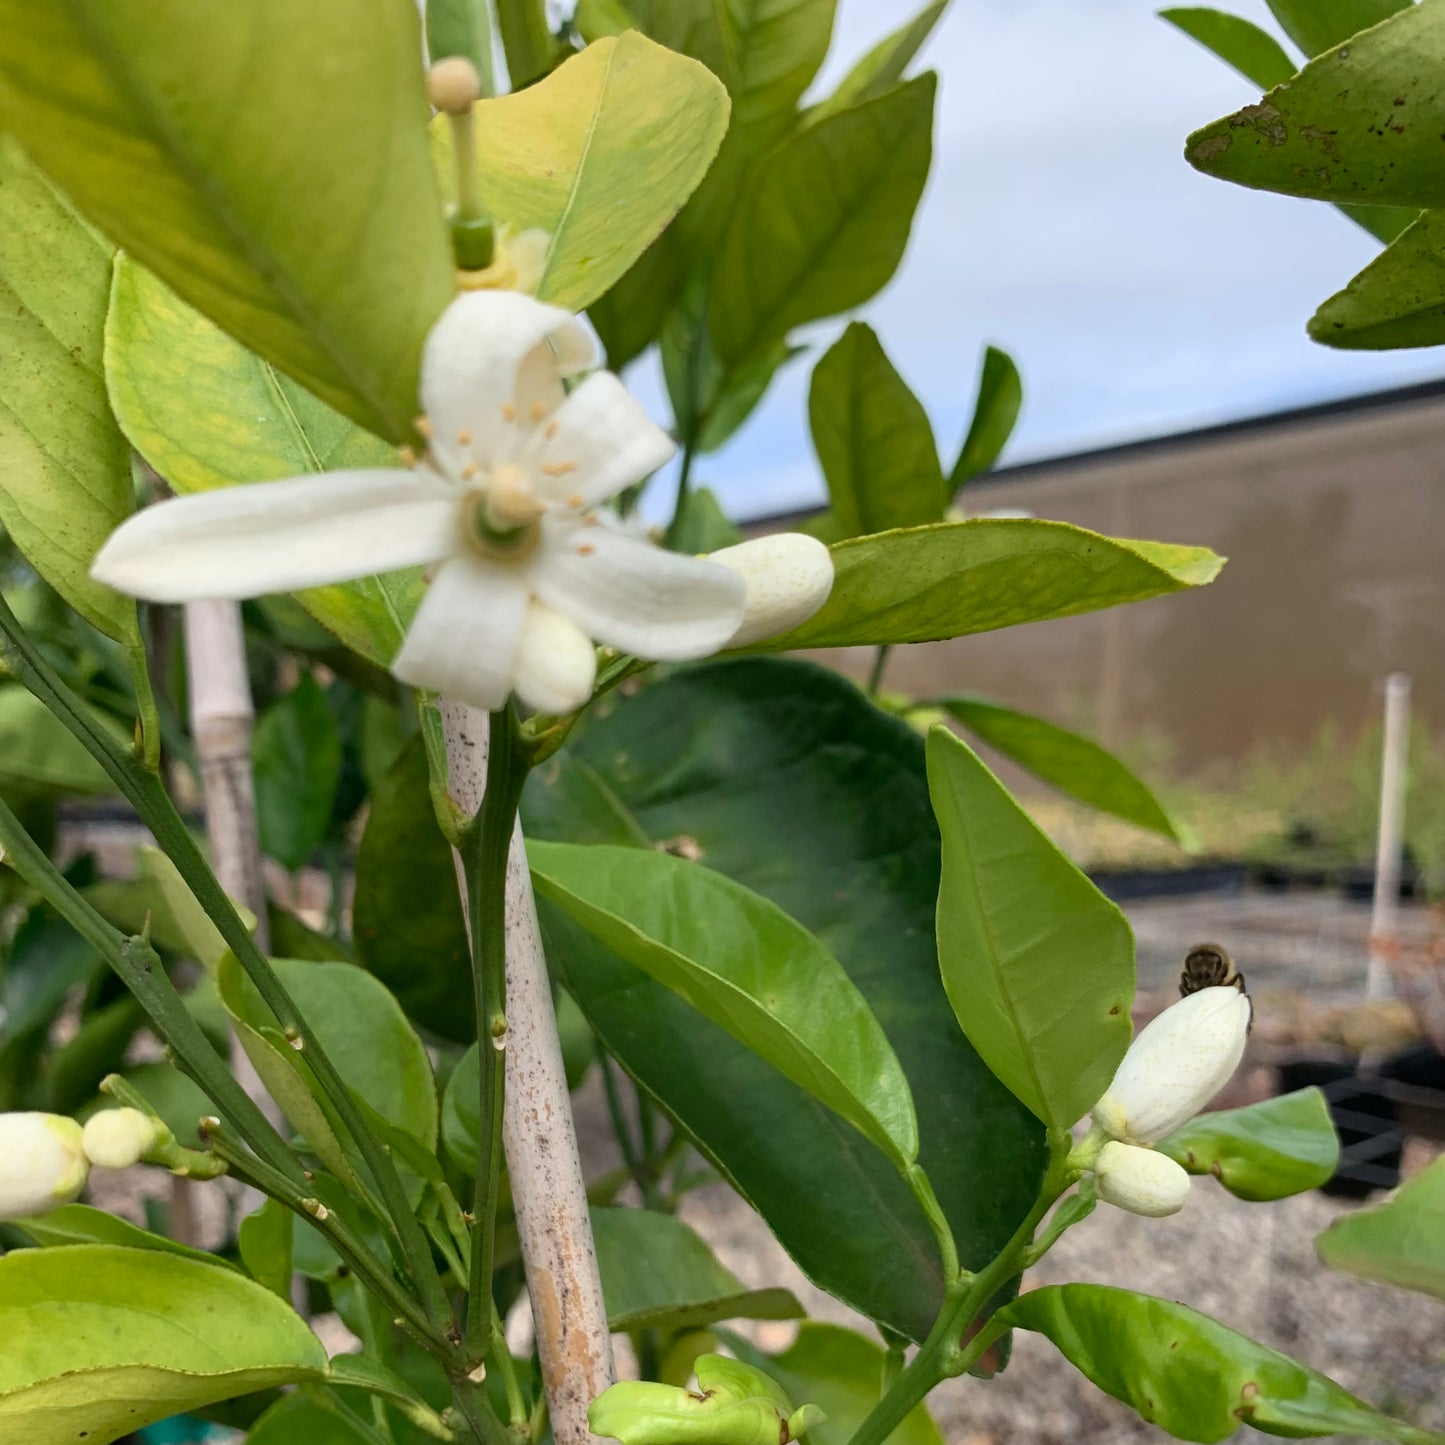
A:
[1367,672,1411,1001]
[440,699,614,1445]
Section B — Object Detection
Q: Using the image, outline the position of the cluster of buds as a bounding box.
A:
[590,1354,824,1445]
[0,1096,217,1222]
[1079,986,1253,1218]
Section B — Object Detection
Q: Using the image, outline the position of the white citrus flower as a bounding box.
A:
[0,1113,88,1219]
[708,533,834,647]
[81,1108,160,1170]
[92,292,746,714]
[1094,1140,1190,1218]
[1092,986,1251,1145]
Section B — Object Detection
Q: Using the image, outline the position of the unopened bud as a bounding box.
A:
[707,534,834,648]
[512,602,598,715]
[81,1108,160,1170]
[1094,1140,1191,1217]
[1092,986,1251,1145]
[0,1113,88,1219]
[428,57,482,114]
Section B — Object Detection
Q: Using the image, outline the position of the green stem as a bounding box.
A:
[844,1133,1074,1445]
[867,645,892,697]
[0,590,453,1331]
[125,638,163,771]
[450,1374,508,1445]
[207,1125,454,1360]
[0,792,298,1177]
[491,1298,529,1432]
[907,1165,960,1287]
[598,1045,652,1204]
[663,433,700,550]
[463,704,531,1359]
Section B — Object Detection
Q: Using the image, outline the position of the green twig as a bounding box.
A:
[462,703,531,1360]
[867,645,892,697]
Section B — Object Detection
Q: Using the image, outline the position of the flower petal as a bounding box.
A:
[534,522,745,660]
[528,372,676,508]
[421,291,595,475]
[91,471,456,602]
[512,602,597,714]
[391,556,529,710]
[708,533,834,647]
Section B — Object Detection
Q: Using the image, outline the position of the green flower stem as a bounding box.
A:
[844,1132,1075,1445]
[0,789,297,1177]
[0,589,454,1333]
[205,1124,454,1361]
[867,645,892,697]
[492,1297,530,1433]
[462,703,531,1360]
[124,638,163,771]
[663,431,700,550]
[449,1373,509,1445]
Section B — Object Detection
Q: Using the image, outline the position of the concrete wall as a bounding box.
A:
[831,386,1445,775]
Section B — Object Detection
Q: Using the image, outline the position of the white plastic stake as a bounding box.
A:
[1367,673,1411,1001]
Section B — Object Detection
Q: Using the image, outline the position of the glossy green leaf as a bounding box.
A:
[752,1323,943,1445]
[1317,1156,1445,1299]
[527,659,1046,1342]
[711,75,935,364]
[239,1198,295,1299]
[1159,8,1296,89]
[809,322,944,537]
[254,676,342,871]
[327,1353,457,1440]
[589,228,685,372]
[1264,0,1411,56]
[529,841,919,1169]
[0,0,453,442]
[1186,5,1445,211]
[427,0,496,92]
[437,33,729,311]
[218,956,438,1182]
[0,684,115,794]
[1001,1283,1441,1443]
[353,736,473,1043]
[0,1244,326,1443]
[807,1,949,125]
[927,727,1134,1129]
[0,137,138,644]
[105,258,416,665]
[575,0,638,41]
[13,1204,233,1270]
[669,487,744,555]
[939,696,1182,841]
[593,1206,804,1332]
[497,0,561,88]
[749,520,1224,652]
[1159,1088,1339,1201]
[246,1391,383,1445]
[1310,208,1445,350]
[949,345,1023,492]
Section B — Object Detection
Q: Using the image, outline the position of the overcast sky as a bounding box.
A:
[632,0,1445,522]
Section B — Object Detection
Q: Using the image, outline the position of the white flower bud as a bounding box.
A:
[1092,986,1251,1145]
[1094,1140,1191,1217]
[81,1108,161,1171]
[511,602,598,715]
[707,534,834,648]
[0,1113,89,1219]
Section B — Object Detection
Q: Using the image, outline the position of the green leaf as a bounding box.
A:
[1310,208,1445,350]
[254,676,343,871]
[527,658,1046,1343]
[749,1323,943,1445]
[1317,1155,1445,1300]
[13,1204,235,1271]
[938,696,1182,841]
[353,736,473,1043]
[1185,4,1445,212]
[1159,8,1297,89]
[437,32,729,311]
[427,0,496,92]
[0,684,115,794]
[246,1391,386,1445]
[528,841,920,1170]
[809,322,944,537]
[105,257,416,665]
[575,0,639,42]
[668,488,744,555]
[927,727,1134,1130]
[589,228,685,371]
[747,520,1224,652]
[218,955,438,1182]
[0,1244,326,1443]
[711,75,936,364]
[107,1061,216,1148]
[593,1206,804,1332]
[1001,1283,1441,1444]
[239,1198,295,1299]
[1159,1088,1339,1201]
[949,345,1023,492]
[1264,0,1411,57]
[807,1,949,124]
[497,0,562,88]
[327,1354,457,1440]
[0,137,139,644]
[0,0,453,442]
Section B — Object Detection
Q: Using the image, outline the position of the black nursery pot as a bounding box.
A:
[1277,1058,1403,1199]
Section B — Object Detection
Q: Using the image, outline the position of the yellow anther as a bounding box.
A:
[545,420,560,439]
[399,446,418,468]
[457,429,472,446]
[541,461,577,476]
[460,463,478,480]
[501,403,516,422]
[567,493,584,508]
[530,401,546,421]
[577,543,596,557]
[415,416,433,440]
